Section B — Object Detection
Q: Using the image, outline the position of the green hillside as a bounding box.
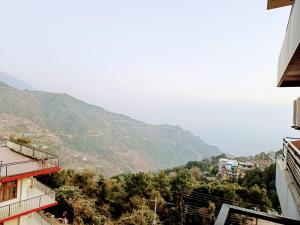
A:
[0,82,221,176]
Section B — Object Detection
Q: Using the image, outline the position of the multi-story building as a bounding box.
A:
[0,140,60,225]
[238,161,254,170]
[214,1,300,224]
[270,0,300,221]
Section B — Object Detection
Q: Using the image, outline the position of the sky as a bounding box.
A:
[0,0,299,155]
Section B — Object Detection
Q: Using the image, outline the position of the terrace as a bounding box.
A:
[275,137,300,220]
[0,140,60,182]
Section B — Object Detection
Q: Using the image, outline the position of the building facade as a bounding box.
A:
[218,158,239,179]
[214,1,300,224]
[0,140,60,225]
[270,0,300,220]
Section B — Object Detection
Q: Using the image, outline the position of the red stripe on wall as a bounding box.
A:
[1,167,61,183]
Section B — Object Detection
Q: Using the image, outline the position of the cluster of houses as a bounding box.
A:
[217,152,276,180]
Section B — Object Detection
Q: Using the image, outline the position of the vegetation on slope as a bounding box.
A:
[39,157,279,225]
[0,83,221,175]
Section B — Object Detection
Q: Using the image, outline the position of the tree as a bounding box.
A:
[73,170,99,198]
[124,173,156,199]
[116,205,159,225]
[103,178,128,218]
[248,185,271,211]
[153,171,172,202]
[10,135,32,145]
[242,168,264,188]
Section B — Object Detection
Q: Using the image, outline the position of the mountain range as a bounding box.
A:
[0,71,35,90]
[0,74,221,176]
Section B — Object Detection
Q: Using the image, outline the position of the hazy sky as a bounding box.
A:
[0,0,299,155]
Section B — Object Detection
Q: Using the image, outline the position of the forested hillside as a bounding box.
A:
[0,82,221,176]
[39,158,279,225]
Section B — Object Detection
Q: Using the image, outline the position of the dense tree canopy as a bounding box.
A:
[40,161,279,225]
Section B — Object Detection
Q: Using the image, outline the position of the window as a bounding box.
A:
[0,180,18,202]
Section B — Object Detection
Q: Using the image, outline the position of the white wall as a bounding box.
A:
[276,159,300,220]
[278,0,300,83]
[4,218,19,225]
[0,178,33,208]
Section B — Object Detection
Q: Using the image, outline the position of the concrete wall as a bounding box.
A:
[276,159,300,220]
[4,218,19,225]
[0,178,33,208]
[6,141,21,153]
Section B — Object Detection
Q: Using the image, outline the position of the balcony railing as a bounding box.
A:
[283,138,300,193]
[32,179,54,195]
[0,193,56,221]
[0,140,59,178]
[215,204,300,225]
[6,140,58,160]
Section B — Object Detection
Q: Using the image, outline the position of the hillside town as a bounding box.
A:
[217,152,276,180]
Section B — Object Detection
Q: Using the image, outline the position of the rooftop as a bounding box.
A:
[0,146,34,164]
[0,140,60,182]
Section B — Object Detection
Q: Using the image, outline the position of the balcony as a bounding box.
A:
[276,138,300,220]
[277,0,300,87]
[0,179,56,223]
[0,140,59,182]
[214,204,300,225]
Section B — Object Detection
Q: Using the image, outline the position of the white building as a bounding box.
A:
[0,140,60,225]
[238,161,254,170]
[269,0,300,221]
[218,158,238,179]
[214,1,300,223]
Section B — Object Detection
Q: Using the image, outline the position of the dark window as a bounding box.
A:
[0,180,18,202]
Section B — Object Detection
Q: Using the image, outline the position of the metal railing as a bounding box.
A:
[6,140,58,160]
[283,138,300,193]
[0,141,59,178]
[0,193,56,221]
[215,204,300,225]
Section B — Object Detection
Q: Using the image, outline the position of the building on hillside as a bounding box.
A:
[253,159,273,170]
[269,151,276,164]
[238,161,254,170]
[237,161,254,178]
[218,159,256,179]
[218,158,238,179]
[215,1,300,223]
[0,140,60,225]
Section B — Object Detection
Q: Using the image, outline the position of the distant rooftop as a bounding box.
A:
[239,161,254,166]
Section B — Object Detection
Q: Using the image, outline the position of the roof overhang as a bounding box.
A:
[278,45,300,87]
[267,0,294,10]
[277,0,300,86]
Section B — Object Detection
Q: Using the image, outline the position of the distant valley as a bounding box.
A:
[0,75,222,176]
